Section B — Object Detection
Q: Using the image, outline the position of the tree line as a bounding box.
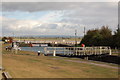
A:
[80,25,120,49]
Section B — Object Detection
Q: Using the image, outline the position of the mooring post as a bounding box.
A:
[109,48,112,55]
[53,50,56,56]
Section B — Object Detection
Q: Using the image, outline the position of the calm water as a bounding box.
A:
[21,47,45,53]
[21,47,68,54]
[21,47,74,54]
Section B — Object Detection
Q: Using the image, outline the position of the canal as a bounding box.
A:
[21,47,45,53]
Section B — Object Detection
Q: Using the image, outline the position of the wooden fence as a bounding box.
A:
[44,47,111,56]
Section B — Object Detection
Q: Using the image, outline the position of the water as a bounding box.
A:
[21,47,45,53]
[21,47,70,54]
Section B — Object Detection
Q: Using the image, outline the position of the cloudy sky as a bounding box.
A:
[0,2,118,37]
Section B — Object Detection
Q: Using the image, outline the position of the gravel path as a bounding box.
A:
[53,57,118,69]
[67,60,118,69]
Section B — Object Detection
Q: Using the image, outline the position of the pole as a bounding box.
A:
[75,30,77,47]
[84,26,85,37]
[75,30,77,55]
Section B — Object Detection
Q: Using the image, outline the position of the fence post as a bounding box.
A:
[95,47,96,55]
[100,47,102,54]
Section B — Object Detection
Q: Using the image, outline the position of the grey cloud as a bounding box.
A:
[2,2,81,12]
[1,2,118,36]
[2,2,117,12]
[59,2,118,30]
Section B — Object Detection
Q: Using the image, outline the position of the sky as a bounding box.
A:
[0,2,119,37]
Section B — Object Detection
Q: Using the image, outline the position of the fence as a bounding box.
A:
[44,47,111,56]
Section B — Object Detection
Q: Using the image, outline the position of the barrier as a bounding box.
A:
[44,47,111,56]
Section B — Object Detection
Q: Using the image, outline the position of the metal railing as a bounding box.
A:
[44,47,111,56]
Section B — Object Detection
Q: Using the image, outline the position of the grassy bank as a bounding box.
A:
[2,44,119,78]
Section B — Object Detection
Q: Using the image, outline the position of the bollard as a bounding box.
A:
[38,51,41,56]
[109,49,112,55]
[53,50,56,56]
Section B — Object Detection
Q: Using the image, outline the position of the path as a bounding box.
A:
[53,57,118,69]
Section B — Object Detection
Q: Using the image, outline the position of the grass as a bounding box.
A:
[2,43,119,78]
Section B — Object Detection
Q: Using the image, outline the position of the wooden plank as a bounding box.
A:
[2,72,12,79]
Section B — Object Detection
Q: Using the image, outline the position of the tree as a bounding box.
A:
[80,26,112,47]
[80,29,102,46]
[99,26,112,46]
[100,26,112,38]
[112,24,120,49]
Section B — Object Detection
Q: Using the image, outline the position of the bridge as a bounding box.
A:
[16,40,81,47]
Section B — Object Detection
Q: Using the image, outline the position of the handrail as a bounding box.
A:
[44,47,111,56]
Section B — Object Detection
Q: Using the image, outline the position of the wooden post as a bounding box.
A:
[92,47,94,54]
[76,47,77,55]
[53,50,56,56]
[95,47,96,55]
[109,49,112,55]
[44,47,46,55]
[84,47,86,55]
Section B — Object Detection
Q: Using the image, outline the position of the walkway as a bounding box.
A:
[52,57,118,69]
